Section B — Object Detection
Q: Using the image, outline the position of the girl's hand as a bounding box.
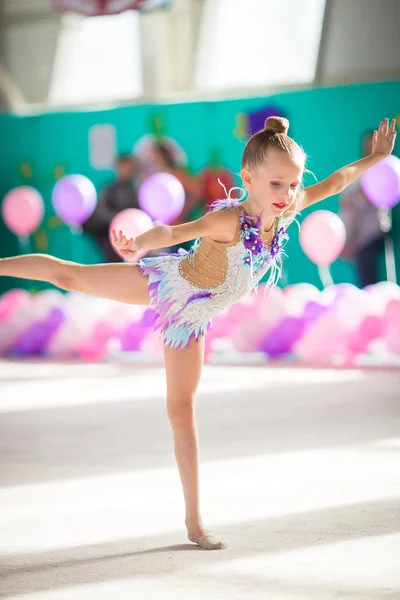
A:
[372,118,396,158]
[111,229,138,260]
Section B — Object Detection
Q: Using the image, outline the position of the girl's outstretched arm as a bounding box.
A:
[299,118,396,209]
[111,208,238,260]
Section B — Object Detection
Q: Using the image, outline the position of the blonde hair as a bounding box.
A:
[241,116,306,169]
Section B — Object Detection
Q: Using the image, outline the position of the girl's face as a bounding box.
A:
[241,149,304,216]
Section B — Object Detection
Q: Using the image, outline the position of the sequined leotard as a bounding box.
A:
[138,197,290,348]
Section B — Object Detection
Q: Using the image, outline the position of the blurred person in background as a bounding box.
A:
[84,154,141,262]
[339,132,386,287]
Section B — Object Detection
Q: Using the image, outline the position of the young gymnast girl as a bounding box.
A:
[0,116,396,550]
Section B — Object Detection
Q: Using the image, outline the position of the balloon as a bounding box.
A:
[226,297,254,322]
[47,292,97,356]
[364,282,400,314]
[334,288,369,329]
[361,155,400,209]
[293,314,351,365]
[347,315,384,354]
[52,175,97,226]
[385,326,400,354]
[12,307,65,356]
[300,210,346,266]
[138,173,185,224]
[259,317,305,357]
[381,299,400,355]
[331,283,358,299]
[77,321,115,360]
[284,283,320,316]
[120,322,147,351]
[303,301,327,323]
[141,308,157,327]
[107,302,145,328]
[256,286,285,327]
[231,316,266,353]
[1,186,44,237]
[0,290,34,354]
[206,312,231,339]
[110,208,154,261]
[385,299,400,323]
[141,329,164,357]
[32,289,65,319]
[0,289,30,322]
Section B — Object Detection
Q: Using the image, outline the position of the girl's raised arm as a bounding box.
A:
[299,118,396,209]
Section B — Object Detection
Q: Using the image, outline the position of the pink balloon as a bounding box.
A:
[109,208,154,261]
[77,321,115,360]
[347,316,384,354]
[207,313,231,338]
[382,299,400,354]
[1,186,44,237]
[300,210,346,267]
[335,288,369,328]
[0,289,30,322]
[47,321,81,357]
[385,299,400,323]
[0,293,34,354]
[256,286,285,326]
[226,297,254,322]
[361,315,384,340]
[232,316,266,352]
[141,329,165,357]
[365,282,400,314]
[293,313,351,364]
[385,326,400,354]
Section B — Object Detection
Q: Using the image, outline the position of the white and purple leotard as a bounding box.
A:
[139,197,290,348]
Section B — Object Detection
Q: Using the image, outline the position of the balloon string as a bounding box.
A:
[384,233,397,284]
[318,265,333,288]
[71,226,83,236]
[19,236,31,254]
[70,226,82,263]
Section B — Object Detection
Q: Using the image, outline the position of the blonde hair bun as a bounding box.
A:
[264,116,289,135]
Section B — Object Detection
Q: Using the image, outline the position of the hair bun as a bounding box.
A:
[264,116,289,135]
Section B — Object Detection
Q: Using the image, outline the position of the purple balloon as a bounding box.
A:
[47,307,66,328]
[361,155,400,209]
[138,172,185,224]
[259,317,305,357]
[303,301,327,323]
[13,308,65,356]
[141,308,157,327]
[120,322,146,352]
[52,175,97,226]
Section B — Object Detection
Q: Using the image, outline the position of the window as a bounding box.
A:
[48,10,142,105]
[194,0,327,91]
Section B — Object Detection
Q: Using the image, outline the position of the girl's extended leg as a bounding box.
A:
[164,336,225,550]
[0,254,149,304]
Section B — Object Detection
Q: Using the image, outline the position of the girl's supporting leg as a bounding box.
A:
[164,336,225,550]
[0,254,149,304]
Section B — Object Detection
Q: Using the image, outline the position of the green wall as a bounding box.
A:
[0,80,399,294]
